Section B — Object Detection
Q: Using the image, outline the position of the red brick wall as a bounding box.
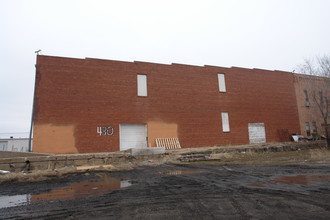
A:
[33,55,301,153]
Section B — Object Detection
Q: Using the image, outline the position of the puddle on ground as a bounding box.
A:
[161,170,203,175]
[271,174,330,185]
[0,194,31,209]
[245,184,266,187]
[0,174,132,209]
[246,174,330,188]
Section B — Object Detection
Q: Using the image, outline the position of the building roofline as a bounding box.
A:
[0,138,31,140]
[37,54,300,74]
[293,72,330,80]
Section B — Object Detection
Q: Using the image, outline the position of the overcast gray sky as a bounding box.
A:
[1,0,330,136]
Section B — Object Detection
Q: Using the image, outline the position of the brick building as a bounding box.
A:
[293,74,330,138]
[32,55,301,154]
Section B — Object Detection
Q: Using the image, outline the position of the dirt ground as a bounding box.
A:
[1,148,330,219]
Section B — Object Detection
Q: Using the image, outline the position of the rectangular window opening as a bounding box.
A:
[137,74,147,96]
[312,121,317,134]
[303,90,309,102]
[319,91,324,104]
[304,90,311,107]
[305,122,311,137]
[218,73,226,92]
[221,112,230,132]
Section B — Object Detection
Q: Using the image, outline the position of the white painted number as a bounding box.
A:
[97,126,114,136]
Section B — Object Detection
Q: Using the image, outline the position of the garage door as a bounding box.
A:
[248,123,266,144]
[120,124,147,151]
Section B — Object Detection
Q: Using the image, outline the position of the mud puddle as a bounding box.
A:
[160,169,203,175]
[245,183,266,187]
[0,174,132,209]
[246,173,330,188]
[271,174,330,185]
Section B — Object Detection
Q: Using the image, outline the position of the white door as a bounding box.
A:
[120,124,147,151]
[248,123,266,144]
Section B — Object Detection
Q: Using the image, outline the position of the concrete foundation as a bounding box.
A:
[0,141,326,173]
[130,147,166,156]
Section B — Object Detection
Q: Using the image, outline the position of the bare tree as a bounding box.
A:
[298,55,330,148]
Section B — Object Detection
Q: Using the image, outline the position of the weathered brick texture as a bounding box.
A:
[33,55,301,153]
[293,74,330,137]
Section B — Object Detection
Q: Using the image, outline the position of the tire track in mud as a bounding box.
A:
[157,167,248,218]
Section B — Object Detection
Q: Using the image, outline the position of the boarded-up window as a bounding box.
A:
[218,74,226,92]
[221,112,230,132]
[248,123,266,144]
[137,74,147,96]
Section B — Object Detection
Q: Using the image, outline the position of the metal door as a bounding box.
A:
[119,124,147,151]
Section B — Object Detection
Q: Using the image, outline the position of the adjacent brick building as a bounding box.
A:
[293,74,330,138]
[32,55,301,154]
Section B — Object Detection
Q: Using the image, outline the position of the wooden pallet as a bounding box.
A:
[156,138,181,150]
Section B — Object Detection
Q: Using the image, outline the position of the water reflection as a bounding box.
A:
[0,174,132,209]
[246,174,330,188]
[0,194,31,209]
[161,170,203,175]
[245,184,266,187]
[271,174,330,185]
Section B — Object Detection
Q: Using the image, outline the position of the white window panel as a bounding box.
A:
[218,73,226,92]
[137,74,147,96]
[221,112,230,132]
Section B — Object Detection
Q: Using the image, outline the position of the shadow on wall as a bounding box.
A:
[277,129,291,142]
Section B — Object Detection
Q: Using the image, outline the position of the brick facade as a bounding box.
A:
[293,74,330,138]
[33,55,301,154]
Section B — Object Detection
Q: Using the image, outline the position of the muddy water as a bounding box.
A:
[245,183,266,187]
[160,170,203,175]
[271,174,330,185]
[246,174,330,188]
[0,174,132,209]
[0,194,31,209]
[1,170,203,209]
[1,169,203,208]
